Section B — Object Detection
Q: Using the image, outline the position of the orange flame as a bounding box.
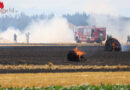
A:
[112,42,115,51]
[73,47,85,60]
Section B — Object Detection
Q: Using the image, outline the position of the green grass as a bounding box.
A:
[0,84,130,90]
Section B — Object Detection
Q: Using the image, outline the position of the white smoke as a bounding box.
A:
[0,17,75,43]
[85,0,117,16]
[0,28,22,43]
[84,0,130,44]
[88,14,130,43]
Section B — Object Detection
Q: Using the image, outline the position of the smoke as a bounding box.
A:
[88,14,130,43]
[0,17,75,43]
[0,28,22,43]
[85,0,117,16]
[84,0,130,43]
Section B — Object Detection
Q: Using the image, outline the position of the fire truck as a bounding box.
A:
[74,26,106,43]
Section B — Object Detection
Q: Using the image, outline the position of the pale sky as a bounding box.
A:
[1,0,130,17]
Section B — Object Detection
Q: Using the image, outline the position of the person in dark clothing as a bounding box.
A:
[14,33,17,43]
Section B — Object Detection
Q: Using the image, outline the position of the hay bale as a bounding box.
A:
[67,51,85,61]
[105,38,121,51]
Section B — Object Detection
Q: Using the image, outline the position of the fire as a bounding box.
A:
[112,42,115,51]
[73,47,85,59]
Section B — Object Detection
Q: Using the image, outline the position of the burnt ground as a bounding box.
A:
[0,44,130,73]
[0,45,129,66]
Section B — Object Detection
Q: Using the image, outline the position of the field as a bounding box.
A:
[0,72,129,88]
[0,44,130,66]
[0,44,129,89]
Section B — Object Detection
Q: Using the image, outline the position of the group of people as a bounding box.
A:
[14,32,30,43]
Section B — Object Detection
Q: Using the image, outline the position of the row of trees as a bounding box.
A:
[0,13,90,31]
[0,13,54,31]
[0,12,129,31]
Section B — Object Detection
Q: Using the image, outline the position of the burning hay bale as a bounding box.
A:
[105,38,121,51]
[67,47,86,61]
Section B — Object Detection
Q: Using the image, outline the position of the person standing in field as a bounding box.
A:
[26,32,30,43]
[14,33,17,43]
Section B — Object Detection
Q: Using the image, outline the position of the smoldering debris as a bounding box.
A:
[0,17,75,43]
[105,38,121,51]
[67,47,86,61]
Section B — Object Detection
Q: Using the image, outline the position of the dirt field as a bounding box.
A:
[0,44,129,88]
[0,45,130,66]
[0,72,129,88]
[0,44,129,73]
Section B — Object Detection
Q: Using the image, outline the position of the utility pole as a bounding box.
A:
[25,32,30,43]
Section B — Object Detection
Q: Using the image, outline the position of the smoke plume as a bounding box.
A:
[88,14,130,43]
[0,17,75,43]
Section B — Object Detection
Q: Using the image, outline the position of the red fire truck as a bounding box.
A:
[74,26,106,43]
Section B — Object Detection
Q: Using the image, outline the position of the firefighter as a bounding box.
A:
[25,32,30,43]
[14,33,17,43]
[127,35,130,43]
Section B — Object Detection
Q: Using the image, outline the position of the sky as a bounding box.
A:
[1,0,130,17]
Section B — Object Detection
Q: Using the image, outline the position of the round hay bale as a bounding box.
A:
[105,38,121,51]
[67,50,85,61]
